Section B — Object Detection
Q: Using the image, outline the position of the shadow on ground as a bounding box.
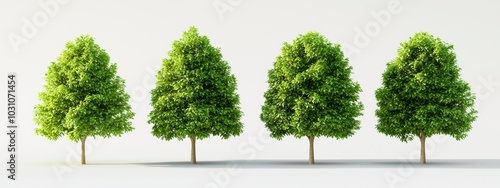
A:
[87,159,500,169]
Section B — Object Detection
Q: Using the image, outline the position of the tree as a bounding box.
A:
[260,32,363,164]
[34,35,135,164]
[148,27,243,164]
[375,32,477,164]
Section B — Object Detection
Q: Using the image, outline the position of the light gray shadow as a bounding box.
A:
[88,159,500,169]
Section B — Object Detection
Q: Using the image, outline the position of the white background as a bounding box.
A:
[1,0,499,187]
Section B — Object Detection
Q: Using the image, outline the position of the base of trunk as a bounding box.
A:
[419,131,426,164]
[81,136,87,165]
[308,135,315,164]
[190,136,197,164]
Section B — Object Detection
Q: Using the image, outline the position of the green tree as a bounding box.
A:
[34,35,135,164]
[375,32,477,164]
[148,27,243,164]
[261,32,363,164]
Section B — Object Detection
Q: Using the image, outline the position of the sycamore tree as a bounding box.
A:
[375,32,477,164]
[34,35,135,164]
[148,27,243,164]
[261,32,363,164]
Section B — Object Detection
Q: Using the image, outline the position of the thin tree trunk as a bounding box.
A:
[81,136,87,165]
[190,136,196,164]
[419,131,426,164]
[308,135,315,164]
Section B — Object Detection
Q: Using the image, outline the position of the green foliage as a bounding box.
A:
[149,26,243,141]
[34,35,135,142]
[375,32,477,142]
[261,32,363,139]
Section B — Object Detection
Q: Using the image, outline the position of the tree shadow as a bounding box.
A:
[87,159,500,169]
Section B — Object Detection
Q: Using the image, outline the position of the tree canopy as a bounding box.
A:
[375,32,477,163]
[260,31,363,164]
[34,35,135,164]
[148,27,243,163]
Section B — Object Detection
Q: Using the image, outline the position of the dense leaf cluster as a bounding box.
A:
[261,32,363,139]
[148,27,243,141]
[34,35,134,142]
[375,32,477,142]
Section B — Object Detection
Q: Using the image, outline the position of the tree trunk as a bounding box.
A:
[308,135,315,164]
[81,136,87,165]
[190,136,196,164]
[419,131,426,164]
